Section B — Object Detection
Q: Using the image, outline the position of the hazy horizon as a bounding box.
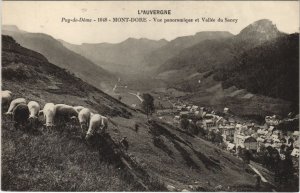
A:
[3,1,299,44]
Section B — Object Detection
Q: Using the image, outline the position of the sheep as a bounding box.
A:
[28,101,40,118]
[1,90,12,109]
[13,103,30,130]
[42,103,56,128]
[55,104,78,119]
[27,101,41,129]
[73,106,85,113]
[54,104,79,128]
[78,108,91,133]
[5,98,27,120]
[85,114,108,140]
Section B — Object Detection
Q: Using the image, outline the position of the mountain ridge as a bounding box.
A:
[237,19,282,39]
[150,19,297,118]
[2,27,115,91]
[156,19,285,77]
[144,31,234,69]
[59,36,168,74]
[214,33,299,104]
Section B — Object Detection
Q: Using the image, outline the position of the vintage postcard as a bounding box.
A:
[1,1,299,192]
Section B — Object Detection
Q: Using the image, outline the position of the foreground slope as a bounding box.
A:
[1,35,138,191]
[2,35,266,191]
[2,25,115,91]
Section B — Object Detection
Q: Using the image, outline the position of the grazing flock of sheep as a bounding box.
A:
[1,90,108,140]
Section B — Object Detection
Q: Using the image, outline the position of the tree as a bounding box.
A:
[180,116,189,130]
[242,149,251,164]
[188,121,199,135]
[141,93,155,119]
[213,133,223,144]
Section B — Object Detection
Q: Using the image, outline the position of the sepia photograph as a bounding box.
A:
[1,1,299,192]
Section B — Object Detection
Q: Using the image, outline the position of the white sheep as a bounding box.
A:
[73,105,85,113]
[85,114,108,140]
[1,90,12,109]
[42,103,56,128]
[27,101,41,128]
[28,101,41,118]
[78,108,91,132]
[5,98,27,115]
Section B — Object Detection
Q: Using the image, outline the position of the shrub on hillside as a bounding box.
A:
[180,117,189,130]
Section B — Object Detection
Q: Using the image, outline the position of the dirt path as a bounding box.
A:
[248,164,276,192]
[248,164,268,182]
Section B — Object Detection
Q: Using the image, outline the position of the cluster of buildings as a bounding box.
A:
[202,112,299,159]
[155,97,299,181]
[157,102,299,159]
[233,116,297,156]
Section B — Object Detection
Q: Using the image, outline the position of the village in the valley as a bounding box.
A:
[156,100,299,154]
[116,86,299,168]
[147,93,300,184]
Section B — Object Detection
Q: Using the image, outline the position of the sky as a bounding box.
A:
[2,1,299,44]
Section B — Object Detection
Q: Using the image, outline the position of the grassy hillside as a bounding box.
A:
[1,117,141,191]
[168,70,292,120]
[1,35,141,191]
[2,35,270,191]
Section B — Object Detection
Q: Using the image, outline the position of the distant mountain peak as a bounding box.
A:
[237,19,282,40]
[159,38,168,42]
[116,37,169,49]
[194,31,233,36]
[123,37,157,44]
[124,37,136,42]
